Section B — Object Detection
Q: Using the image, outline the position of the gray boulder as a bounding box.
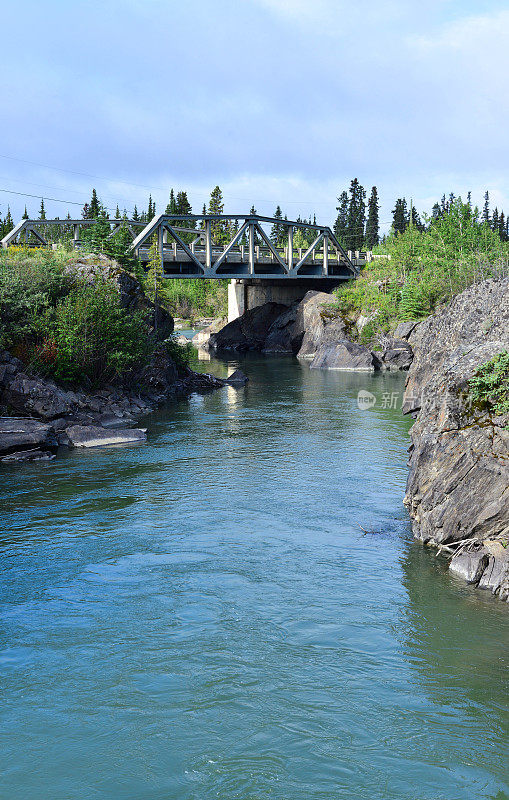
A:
[263,303,303,354]
[65,425,147,448]
[1,373,77,419]
[393,320,420,340]
[450,541,509,601]
[208,303,287,352]
[310,340,378,371]
[0,417,58,457]
[295,291,339,359]
[2,448,56,463]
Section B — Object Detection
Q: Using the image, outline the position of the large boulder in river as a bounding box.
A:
[1,371,78,419]
[65,425,147,448]
[402,278,509,598]
[295,291,339,359]
[208,303,287,352]
[377,338,414,371]
[310,340,379,371]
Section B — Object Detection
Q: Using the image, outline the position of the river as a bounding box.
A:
[1,353,508,800]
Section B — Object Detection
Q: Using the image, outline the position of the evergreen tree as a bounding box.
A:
[176,191,192,216]
[492,207,499,232]
[270,205,285,248]
[431,202,441,221]
[39,198,46,220]
[392,198,408,234]
[482,191,490,226]
[115,205,121,220]
[22,205,29,220]
[147,194,156,221]
[3,207,13,236]
[499,211,506,241]
[89,189,101,218]
[208,186,228,244]
[165,189,177,215]
[365,186,380,249]
[132,205,139,222]
[346,178,366,250]
[334,191,349,247]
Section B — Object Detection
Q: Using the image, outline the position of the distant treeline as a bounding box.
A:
[1,182,508,252]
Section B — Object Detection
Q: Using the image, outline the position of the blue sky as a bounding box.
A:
[1,0,508,233]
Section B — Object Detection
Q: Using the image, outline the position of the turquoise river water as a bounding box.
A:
[0,353,508,800]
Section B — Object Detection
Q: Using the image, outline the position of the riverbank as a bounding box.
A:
[0,251,226,462]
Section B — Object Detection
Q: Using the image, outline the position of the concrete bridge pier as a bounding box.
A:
[227,279,342,322]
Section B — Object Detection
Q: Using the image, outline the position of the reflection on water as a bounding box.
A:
[0,355,507,800]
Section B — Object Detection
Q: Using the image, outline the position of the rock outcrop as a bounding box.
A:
[402,278,509,601]
[192,318,226,348]
[206,291,414,372]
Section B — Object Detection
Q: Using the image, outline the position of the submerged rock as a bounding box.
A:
[450,541,509,601]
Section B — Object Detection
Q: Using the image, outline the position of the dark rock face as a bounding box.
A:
[450,541,508,601]
[0,417,58,462]
[262,303,303,354]
[208,303,287,352]
[402,278,509,600]
[378,338,414,371]
[310,340,378,371]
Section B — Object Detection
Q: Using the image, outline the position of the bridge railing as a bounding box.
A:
[131,213,359,279]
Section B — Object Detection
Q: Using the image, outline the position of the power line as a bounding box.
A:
[0,187,114,213]
[0,153,165,191]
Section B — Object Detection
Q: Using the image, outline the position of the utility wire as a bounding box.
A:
[0,153,165,191]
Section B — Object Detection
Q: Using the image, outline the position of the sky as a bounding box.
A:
[1,0,508,234]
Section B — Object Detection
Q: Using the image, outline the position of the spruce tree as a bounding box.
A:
[39,198,46,220]
[334,191,349,247]
[482,191,490,226]
[115,205,121,220]
[499,211,506,241]
[208,186,228,244]
[89,189,101,219]
[132,205,139,222]
[365,186,380,249]
[165,189,177,215]
[346,178,366,250]
[392,198,408,234]
[492,207,499,232]
[22,205,29,220]
[176,191,192,216]
[270,205,285,247]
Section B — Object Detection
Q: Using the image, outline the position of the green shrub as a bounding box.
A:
[46,280,151,386]
[333,199,509,341]
[469,352,509,417]
[163,335,196,372]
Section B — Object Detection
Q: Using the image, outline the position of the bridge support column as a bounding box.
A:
[227,279,342,323]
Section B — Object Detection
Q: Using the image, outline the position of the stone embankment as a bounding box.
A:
[402,278,509,602]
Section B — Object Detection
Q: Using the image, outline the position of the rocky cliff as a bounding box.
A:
[402,278,509,601]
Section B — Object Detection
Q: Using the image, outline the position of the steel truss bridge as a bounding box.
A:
[1,213,373,280]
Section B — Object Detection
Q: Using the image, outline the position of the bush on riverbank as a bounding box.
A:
[469,351,509,418]
[156,278,228,320]
[334,199,509,343]
[0,246,190,388]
